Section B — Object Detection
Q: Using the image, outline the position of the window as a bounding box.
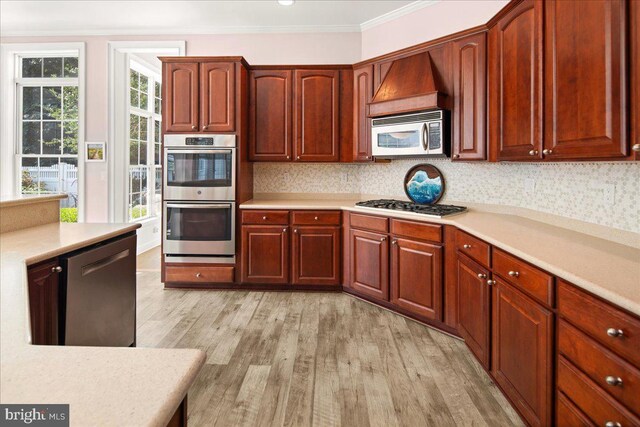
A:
[17,54,80,222]
[128,64,161,222]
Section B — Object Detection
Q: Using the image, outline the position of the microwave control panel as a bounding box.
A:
[427,122,442,150]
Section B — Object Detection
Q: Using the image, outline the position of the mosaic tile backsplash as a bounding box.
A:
[254,160,640,233]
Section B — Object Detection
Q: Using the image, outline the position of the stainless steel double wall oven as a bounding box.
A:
[163,134,236,262]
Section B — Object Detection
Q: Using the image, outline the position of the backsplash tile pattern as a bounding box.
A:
[254,160,640,233]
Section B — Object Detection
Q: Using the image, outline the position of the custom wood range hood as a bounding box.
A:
[369,51,449,117]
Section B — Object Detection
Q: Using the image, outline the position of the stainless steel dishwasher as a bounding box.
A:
[60,234,137,347]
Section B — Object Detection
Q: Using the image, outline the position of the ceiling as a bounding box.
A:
[0,1,438,37]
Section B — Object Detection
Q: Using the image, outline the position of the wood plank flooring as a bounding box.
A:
[136,249,523,426]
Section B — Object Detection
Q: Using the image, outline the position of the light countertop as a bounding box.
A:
[0,193,67,208]
[241,195,640,316]
[0,222,206,427]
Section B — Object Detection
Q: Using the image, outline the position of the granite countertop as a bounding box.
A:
[241,196,640,316]
[0,223,206,427]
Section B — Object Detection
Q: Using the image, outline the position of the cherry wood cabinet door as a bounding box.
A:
[200,62,235,132]
[456,252,491,369]
[488,0,543,161]
[349,228,389,301]
[353,65,374,162]
[492,278,553,427]
[27,258,60,345]
[249,70,292,161]
[241,225,289,284]
[633,0,640,160]
[544,0,627,160]
[164,62,199,133]
[292,226,340,286]
[452,32,487,161]
[293,69,340,162]
[390,237,443,321]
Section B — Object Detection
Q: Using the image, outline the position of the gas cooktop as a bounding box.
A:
[355,199,467,218]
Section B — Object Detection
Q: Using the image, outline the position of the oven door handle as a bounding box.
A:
[165,149,233,155]
[166,203,232,209]
[421,123,429,152]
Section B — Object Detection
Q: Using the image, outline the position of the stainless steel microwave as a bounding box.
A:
[371,110,450,158]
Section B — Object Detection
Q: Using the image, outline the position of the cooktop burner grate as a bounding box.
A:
[355,199,467,218]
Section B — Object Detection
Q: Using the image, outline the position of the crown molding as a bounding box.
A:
[360,0,440,31]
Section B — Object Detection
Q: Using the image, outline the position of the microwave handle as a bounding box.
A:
[166,203,231,209]
[421,123,429,152]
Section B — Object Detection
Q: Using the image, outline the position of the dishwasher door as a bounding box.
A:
[61,234,137,347]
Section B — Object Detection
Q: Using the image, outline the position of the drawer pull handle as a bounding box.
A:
[508,271,520,278]
[463,244,472,249]
[607,328,624,338]
[195,272,201,278]
[314,216,319,220]
[605,422,622,427]
[605,376,623,386]
[477,273,487,279]
[51,266,63,273]
[487,280,496,286]
[262,216,267,220]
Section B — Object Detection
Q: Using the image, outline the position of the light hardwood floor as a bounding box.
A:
[136,248,523,426]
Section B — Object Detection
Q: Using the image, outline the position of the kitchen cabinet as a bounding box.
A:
[492,278,553,427]
[200,62,235,132]
[633,0,640,160]
[456,252,491,369]
[241,225,289,284]
[488,0,543,161]
[164,62,199,133]
[543,0,627,160]
[293,69,340,162]
[292,226,340,286]
[390,237,442,320]
[27,258,61,345]
[349,228,389,301]
[353,65,374,162]
[162,60,236,134]
[452,32,487,161]
[249,70,292,161]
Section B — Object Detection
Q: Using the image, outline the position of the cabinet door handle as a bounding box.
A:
[542,149,553,155]
[380,237,386,242]
[294,229,298,233]
[391,240,397,245]
[508,271,519,278]
[605,376,623,387]
[453,154,460,159]
[529,149,538,156]
[51,266,62,273]
[296,156,301,160]
[632,143,640,152]
[202,125,208,130]
[487,280,496,286]
[191,125,197,130]
[477,273,487,279]
[607,328,624,338]
[605,422,622,427]
[286,155,291,160]
[463,244,472,249]
[283,228,287,233]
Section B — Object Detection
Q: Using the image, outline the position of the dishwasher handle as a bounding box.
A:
[81,249,130,277]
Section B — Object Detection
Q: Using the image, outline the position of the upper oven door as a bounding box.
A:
[371,122,428,157]
[164,148,236,201]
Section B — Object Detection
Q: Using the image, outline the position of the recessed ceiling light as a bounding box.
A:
[278,0,295,5]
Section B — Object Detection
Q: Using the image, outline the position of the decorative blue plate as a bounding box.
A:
[403,164,445,205]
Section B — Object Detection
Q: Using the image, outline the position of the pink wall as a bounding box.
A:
[361,0,509,60]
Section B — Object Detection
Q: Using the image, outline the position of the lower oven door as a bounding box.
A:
[163,202,235,256]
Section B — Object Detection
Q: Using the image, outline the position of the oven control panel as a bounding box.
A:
[185,137,214,146]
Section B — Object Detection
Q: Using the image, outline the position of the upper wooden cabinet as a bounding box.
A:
[353,65,374,162]
[488,0,543,161]
[293,69,340,162]
[163,60,236,134]
[452,32,487,161]
[27,258,61,345]
[544,0,627,160]
[164,62,199,133]
[249,70,292,161]
[200,62,235,132]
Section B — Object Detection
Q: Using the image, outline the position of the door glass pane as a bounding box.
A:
[165,151,232,187]
[377,131,420,148]
[165,205,231,241]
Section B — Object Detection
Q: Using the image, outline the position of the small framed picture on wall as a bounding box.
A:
[86,142,105,162]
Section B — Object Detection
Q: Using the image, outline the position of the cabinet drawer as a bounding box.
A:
[559,320,640,414]
[558,356,640,427]
[291,210,341,225]
[455,230,490,267]
[390,219,442,243]
[558,280,640,367]
[492,248,554,307]
[557,392,595,426]
[165,265,235,284]
[350,213,388,233]
[241,210,289,225]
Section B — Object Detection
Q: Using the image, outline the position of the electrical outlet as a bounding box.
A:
[524,178,536,193]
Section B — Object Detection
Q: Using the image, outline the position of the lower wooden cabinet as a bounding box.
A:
[492,278,553,427]
[27,258,61,345]
[390,237,442,320]
[349,228,389,301]
[292,226,340,286]
[456,252,491,369]
[241,225,289,284]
